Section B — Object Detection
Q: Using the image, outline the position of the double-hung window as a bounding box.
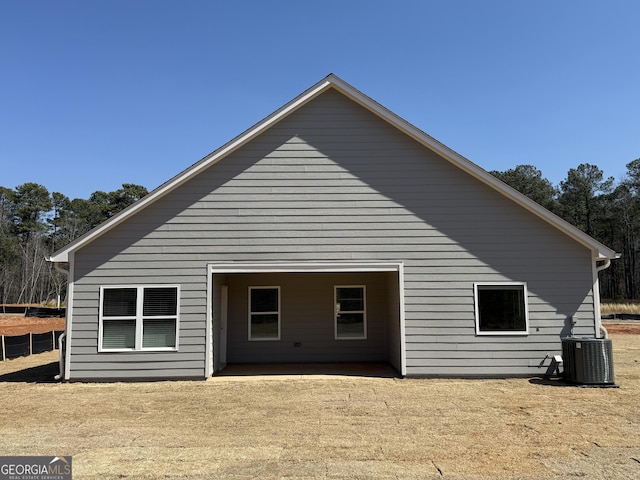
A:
[335,286,366,339]
[248,286,280,341]
[474,283,529,335]
[99,285,179,351]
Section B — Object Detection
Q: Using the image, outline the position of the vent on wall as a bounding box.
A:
[561,337,615,386]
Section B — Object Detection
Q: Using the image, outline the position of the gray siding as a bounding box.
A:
[223,273,391,364]
[385,271,403,372]
[68,88,597,379]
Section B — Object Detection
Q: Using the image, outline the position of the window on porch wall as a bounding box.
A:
[248,286,280,341]
[335,286,367,340]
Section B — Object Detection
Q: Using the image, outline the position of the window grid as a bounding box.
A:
[99,285,180,352]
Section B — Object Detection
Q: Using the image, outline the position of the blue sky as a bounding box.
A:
[1,1,638,200]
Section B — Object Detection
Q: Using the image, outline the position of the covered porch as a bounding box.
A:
[207,262,406,377]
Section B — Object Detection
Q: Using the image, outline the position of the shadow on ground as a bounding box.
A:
[528,376,571,387]
[529,376,620,388]
[0,362,59,383]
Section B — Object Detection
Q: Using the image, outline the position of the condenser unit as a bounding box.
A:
[561,337,615,386]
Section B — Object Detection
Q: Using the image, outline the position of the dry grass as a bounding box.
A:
[0,335,639,480]
[601,302,640,315]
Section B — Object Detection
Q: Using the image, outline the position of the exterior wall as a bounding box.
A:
[385,271,403,372]
[67,268,206,379]
[68,88,597,379]
[223,272,391,363]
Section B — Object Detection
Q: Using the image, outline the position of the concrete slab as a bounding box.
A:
[209,363,400,381]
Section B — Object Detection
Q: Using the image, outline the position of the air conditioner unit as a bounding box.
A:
[561,337,615,385]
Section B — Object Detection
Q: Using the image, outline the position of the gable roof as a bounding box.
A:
[48,74,618,263]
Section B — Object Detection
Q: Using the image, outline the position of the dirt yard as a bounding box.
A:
[0,314,65,336]
[0,334,638,480]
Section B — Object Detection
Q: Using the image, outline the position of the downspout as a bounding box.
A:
[594,258,612,339]
[52,261,69,381]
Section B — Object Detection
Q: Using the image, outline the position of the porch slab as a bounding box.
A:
[210,363,399,381]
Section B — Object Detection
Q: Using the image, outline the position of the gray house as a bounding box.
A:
[48,74,618,381]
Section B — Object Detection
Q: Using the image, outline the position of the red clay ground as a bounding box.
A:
[603,322,640,334]
[0,315,65,336]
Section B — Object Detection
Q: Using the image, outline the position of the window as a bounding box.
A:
[249,286,280,340]
[99,285,179,351]
[335,286,366,339]
[474,283,529,335]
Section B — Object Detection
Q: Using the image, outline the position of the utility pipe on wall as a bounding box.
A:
[595,258,612,339]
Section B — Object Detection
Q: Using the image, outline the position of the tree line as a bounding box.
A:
[1,160,639,305]
[490,160,640,300]
[0,183,147,305]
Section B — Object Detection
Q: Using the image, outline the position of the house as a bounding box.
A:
[48,74,618,381]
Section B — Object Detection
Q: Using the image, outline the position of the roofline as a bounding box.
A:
[325,76,618,260]
[48,73,619,263]
[48,76,336,262]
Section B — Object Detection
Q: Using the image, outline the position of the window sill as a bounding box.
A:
[98,347,179,353]
[475,331,529,336]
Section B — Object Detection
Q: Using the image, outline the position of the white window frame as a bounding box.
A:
[334,285,367,340]
[248,286,281,341]
[98,284,180,352]
[474,282,529,336]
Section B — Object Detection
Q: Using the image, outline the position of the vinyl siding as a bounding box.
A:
[68,88,597,379]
